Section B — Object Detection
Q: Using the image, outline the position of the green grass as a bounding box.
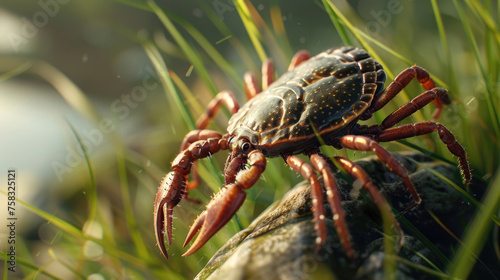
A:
[1,0,498,279]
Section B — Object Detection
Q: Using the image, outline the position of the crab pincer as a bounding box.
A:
[182,184,247,256]
[154,171,186,259]
[154,133,226,259]
[182,149,266,256]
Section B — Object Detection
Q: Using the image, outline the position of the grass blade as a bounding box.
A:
[452,0,500,144]
[234,0,268,62]
[270,6,293,59]
[430,0,458,91]
[404,156,500,226]
[322,0,352,46]
[200,1,259,74]
[115,130,151,260]
[0,254,64,280]
[465,0,500,46]
[143,40,196,130]
[112,0,150,11]
[0,61,32,83]
[147,0,218,96]
[393,255,449,279]
[143,40,224,190]
[159,10,243,89]
[29,60,101,124]
[449,171,500,278]
[243,1,289,67]
[65,120,98,234]
[3,190,150,266]
[321,0,420,123]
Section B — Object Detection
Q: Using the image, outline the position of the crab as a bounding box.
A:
[154,46,470,259]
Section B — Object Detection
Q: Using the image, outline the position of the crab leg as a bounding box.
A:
[309,154,354,258]
[186,91,240,195]
[195,90,240,129]
[355,91,470,183]
[340,135,421,207]
[379,88,450,129]
[182,149,266,256]
[334,156,404,249]
[376,121,471,182]
[288,50,311,71]
[244,58,277,99]
[285,155,328,252]
[179,130,223,191]
[154,134,228,259]
[262,59,275,91]
[244,72,260,100]
[369,65,450,119]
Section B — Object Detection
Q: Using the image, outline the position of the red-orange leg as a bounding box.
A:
[340,135,421,206]
[180,130,223,151]
[244,72,259,100]
[285,155,327,252]
[288,50,311,71]
[376,122,471,183]
[262,59,274,91]
[369,65,451,119]
[334,156,404,249]
[244,58,276,99]
[183,150,266,256]
[195,90,240,129]
[310,154,354,258]
[179,130,222,191]
[189,90,240,193]
[380,87,449,129]
[245,50,310,99]
[154,135,229,259]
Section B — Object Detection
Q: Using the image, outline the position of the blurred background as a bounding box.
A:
[0,0,498,279]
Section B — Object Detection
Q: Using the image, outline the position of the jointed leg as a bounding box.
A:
[180,129,223,151]
[285,154,327,251]
[244,58,276,99]
[376,122,471,182]
[310,154,354,258]
[340,135,421,206]
[195,90,240,129]
[179,129,223,191]
[334,156,404,249]
[368,65,451,119]
[262,59,274,91]
[244,72,259,100]
[154,134,228,259]
[245,49,310,99]
[288,50,311,71]
[190,90,239,193]
[380,87,449,129]
[183,150,266,256]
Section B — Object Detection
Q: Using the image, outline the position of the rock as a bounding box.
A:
[195,152,480,280]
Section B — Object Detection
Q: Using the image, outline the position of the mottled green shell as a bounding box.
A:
[227,47,386,156]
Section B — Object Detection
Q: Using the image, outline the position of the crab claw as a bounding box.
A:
[182,183,246,257]
[154,171,186,259]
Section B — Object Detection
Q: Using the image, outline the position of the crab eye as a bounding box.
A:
[241,142,251,153]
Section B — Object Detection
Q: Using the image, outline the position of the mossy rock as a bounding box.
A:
[196,152,490,279]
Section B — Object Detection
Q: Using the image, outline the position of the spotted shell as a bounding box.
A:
[227,46,386,157]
